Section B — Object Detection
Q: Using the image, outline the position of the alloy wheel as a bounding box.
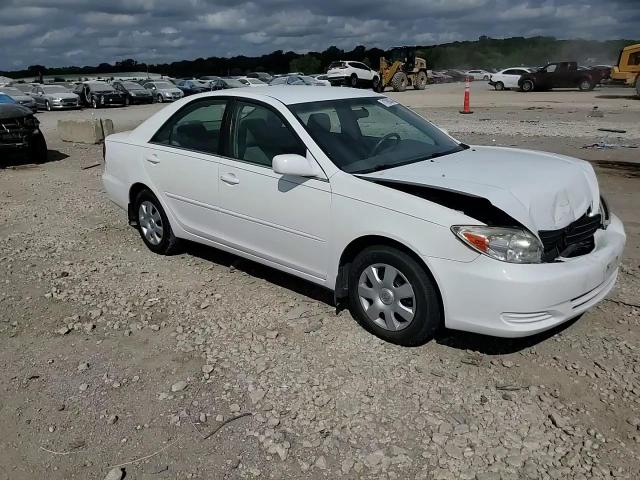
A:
[357,263,416,331]
[138,200,164,245]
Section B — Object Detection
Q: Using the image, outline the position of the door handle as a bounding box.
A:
[220,173,239,185]
[145,154,160,164]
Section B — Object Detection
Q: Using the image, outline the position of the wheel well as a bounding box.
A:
[335,235,443,308]
[128,182,150,224]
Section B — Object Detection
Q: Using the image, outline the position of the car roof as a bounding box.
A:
[201,85,384,105]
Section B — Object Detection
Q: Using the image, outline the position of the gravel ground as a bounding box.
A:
[1,87,639,480]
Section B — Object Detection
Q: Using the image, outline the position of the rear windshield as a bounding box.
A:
[328,61,345,69]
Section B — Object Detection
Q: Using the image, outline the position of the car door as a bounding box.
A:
[502,69,519,88]
[143,97,228,238]
[216,99,331,281]
[352,62,374,81]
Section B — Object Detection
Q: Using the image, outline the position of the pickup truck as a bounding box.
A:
[518,62,605,92]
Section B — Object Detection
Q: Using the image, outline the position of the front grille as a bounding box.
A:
[539,212,601,261]
[62,99,77,105]
[0,118,30,143]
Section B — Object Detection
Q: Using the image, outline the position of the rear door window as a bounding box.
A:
[151,98,228,155]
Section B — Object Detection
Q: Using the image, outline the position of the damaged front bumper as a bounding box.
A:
[427,214,626,338]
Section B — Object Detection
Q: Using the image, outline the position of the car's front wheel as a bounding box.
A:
[92,97,99,109]
[578,78,593,91]
[520,79,534,92]
[29,131,48,164]
[45,100,52,111]
[348,245,442,346]
[494,81,504,91]
[134,190,180,255]
[156,94,164,103]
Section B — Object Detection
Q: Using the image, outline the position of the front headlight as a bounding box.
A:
[452,226,543,263]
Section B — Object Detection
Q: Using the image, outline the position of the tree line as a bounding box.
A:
[3,36,637,79]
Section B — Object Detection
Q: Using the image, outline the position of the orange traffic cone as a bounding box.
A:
[459,77,473,114]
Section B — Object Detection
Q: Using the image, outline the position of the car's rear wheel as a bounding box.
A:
[578,78,593,91]
[494,81,504,91]
[521,79,534,92]
[125,96,130,106]
[349,74,358,88]
[348,245,442,346]
[483,75,489,81]
[134,190,180,255]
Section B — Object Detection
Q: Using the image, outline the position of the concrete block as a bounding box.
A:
[58,119,114,144]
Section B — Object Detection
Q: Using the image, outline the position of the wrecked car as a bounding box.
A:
[102,88,625,346]
[0,96,48,164]
[518,62,606,92]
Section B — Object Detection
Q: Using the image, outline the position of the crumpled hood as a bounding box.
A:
[359,145,600,233]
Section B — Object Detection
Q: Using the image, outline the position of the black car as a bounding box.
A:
[518,62,606,92]
[112,80,154,105]
[176,79,210,96]
[73,81,127,109]
[209,78,245,90]
[0,97,47,165]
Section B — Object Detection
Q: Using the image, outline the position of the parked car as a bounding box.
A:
[445,70,467,82]
[269,75,321,86]
[310,74,332,86]
[112,80,154,105]
[247,72,273,83]
[0,86,37,112]
[10,83,37,95]
[102,87,625,346]
[465,69,491,81]
[209,78,245,90]
[431,71,454,83]
[0,100,47,164]
[518,62,606,92]
[176,79,210,96]
[30,84,80,110]
[73,81,126,109]
[237,77,268,87]
[326,61,379,88]
[142,81,184,103]
[488,68,533,90]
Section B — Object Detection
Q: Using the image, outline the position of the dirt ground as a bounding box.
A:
[1,83,639,480]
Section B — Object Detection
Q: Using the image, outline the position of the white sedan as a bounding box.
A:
[489,68,533,90]
[103,87,625,346]
[465,69,491,81]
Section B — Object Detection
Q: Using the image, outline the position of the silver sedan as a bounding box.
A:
[30,85,80,111]
[0,86,37,112]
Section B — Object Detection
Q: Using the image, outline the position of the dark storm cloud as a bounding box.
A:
[0,0,638,69]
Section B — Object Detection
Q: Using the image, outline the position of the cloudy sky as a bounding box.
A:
[0,0,638,70]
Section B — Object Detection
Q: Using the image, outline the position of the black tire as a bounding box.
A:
[92,97,99,109]
[414,71,427,90]
[29,131,48,164]
[372,76,380,91]
[520,79,534,92]
[124,96,130,106]
[348,245,442,346]
[495,81,504,91]
[156,94,164,103]
[636,76,640,97]
[483,75,489,81]
[349,73,358,88]
[133,189,180,255]
[578,78,593,91]
[45,100,52,111]
[391,72,408,92]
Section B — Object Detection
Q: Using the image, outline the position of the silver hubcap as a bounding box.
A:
[138,201,163,245]
[358,263,416,331]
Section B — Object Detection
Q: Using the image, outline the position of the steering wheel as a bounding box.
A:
[370,133,401,156]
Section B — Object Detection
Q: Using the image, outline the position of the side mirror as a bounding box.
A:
[272,153,322,178]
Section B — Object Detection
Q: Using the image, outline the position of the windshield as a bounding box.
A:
[300,76,316,85]
[89,83,114,92]
[43,85,70,93]
[290,97,466,174]
[123,81,144,90]
[223,78,244,88]
[155,82,175,89]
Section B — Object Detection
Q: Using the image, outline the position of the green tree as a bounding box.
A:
[289,54,321,74]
